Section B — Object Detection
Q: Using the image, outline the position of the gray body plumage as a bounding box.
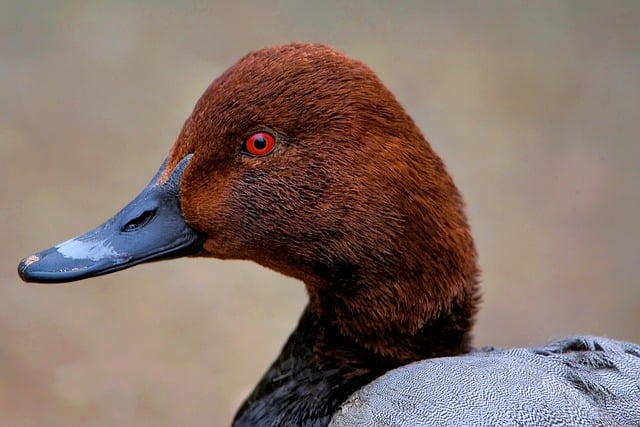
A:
[330,336,640,426]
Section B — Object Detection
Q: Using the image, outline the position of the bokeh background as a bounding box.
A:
[2,1,639,426]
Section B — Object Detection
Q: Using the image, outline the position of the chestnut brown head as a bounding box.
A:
[19,43,479,359]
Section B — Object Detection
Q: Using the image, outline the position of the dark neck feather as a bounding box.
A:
[233,299,473,427]
[232,306,383,426]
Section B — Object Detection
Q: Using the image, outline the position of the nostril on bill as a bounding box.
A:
[122,209,156,232]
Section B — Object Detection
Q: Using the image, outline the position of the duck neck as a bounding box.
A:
[233,280,475,427]
[304,260,478,364]
[232,305,394,427]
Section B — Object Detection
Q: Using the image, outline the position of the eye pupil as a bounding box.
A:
[244,132,276,156]
[253,136,267,150]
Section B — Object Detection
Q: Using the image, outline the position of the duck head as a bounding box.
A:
[19,44,479,360]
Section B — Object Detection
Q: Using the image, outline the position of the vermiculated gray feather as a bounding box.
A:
[330,336,640,426]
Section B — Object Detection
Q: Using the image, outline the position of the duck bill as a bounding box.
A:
[18,155,204,284]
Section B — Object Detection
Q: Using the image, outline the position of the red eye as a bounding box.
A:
[243,132,276,156]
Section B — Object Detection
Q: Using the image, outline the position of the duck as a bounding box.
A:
[18,43,640,426]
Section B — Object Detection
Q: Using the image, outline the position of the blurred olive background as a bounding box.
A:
[2,1,639,426]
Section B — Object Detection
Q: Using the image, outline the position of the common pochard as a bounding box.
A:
[18,43,640,426]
